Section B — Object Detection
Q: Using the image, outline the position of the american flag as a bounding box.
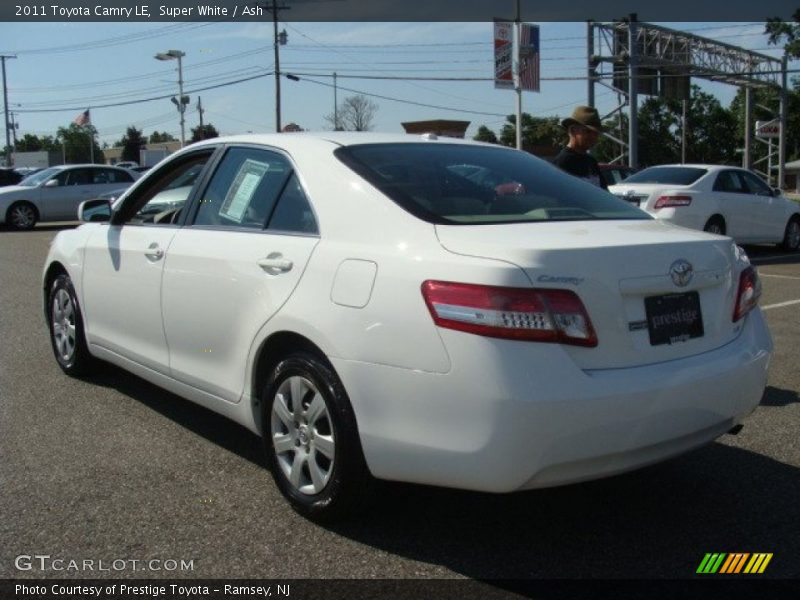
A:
[73,109,91,127]
[519,24,540,92]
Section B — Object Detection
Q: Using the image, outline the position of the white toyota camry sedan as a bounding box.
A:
[608,164,800,250]
[43,134,773,520]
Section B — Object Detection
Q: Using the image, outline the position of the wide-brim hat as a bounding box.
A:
[561,106,603,132]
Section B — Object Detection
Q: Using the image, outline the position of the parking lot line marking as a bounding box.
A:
[759,273,800,280]
[762,299,800,311]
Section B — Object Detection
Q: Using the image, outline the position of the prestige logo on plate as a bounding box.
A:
[696,552,773,574]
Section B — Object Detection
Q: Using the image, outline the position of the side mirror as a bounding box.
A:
[772,187,783,197]
[43,179,60,188]
[78,199,112,223]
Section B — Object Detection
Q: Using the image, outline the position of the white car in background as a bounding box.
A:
[0,164,138,230]
[43,134,772,520]
[608,164,800,251]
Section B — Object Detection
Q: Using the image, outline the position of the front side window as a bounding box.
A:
[336,143,647,224]
[113,150,214,226]
[192,147,295,230]
[739,171,772,196]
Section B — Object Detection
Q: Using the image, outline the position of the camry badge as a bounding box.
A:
[669,259,693,287]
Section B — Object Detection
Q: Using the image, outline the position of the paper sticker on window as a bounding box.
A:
[219,159,269,223]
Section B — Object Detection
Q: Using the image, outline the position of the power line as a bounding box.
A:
[1,23,216,55]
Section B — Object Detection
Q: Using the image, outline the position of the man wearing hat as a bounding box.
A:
[553,106,606,189]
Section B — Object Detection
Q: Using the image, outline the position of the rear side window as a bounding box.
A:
[193,147,292,230]
[625,167,707,185]
[713,171,746,193]
[335,143,648,225]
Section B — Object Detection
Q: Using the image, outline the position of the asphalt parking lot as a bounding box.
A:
[1,224,798,583]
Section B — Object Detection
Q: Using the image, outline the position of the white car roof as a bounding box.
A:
[188,131,489,151]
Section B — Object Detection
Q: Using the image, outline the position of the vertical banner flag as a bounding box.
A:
[519,23,540,92]
[494,20,513,89]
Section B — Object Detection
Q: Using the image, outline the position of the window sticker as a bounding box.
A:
[219,158,270,223]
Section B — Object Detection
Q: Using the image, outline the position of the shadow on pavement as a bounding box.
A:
[85,363,799,581]
[761,385,799,407]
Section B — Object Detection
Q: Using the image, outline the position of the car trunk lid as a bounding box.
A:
[435,219,743,370]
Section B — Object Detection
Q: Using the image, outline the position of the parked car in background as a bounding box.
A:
[0,164,137,229]
[598,163,635,188]
[0,168,23,187]
[132,165,152,174]
[115,161,139,169]
[44,134,772,520]
[609,164,800,251]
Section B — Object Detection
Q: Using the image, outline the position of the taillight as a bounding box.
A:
[421,280,598,347]
[732,266,761,322]
[654,195,692,209]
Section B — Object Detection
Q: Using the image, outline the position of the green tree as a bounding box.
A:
[473,125,498,144]
[56,123,103,163]
[499,113,564,151]
[730,83,800,163]
[118,126,146,163]
[766,9,800,58]
[666,86,737,164]
[149,130,177,144]
[15,133,59,153]
[190,124,219,142]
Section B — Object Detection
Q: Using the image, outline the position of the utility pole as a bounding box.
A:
[267,0,289,133]
[197,96,205,129]
[1,55,17,166]
[333,72,339,130]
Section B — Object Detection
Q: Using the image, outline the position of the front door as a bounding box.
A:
[161,146,319,403]
[80,150,217,372]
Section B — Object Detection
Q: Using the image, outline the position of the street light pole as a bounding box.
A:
[1,55,17,166]
[155,49,187,147]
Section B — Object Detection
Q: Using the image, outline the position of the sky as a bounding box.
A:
[0,19,794,149]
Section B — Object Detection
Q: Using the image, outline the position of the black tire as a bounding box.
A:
[262,351,372,521]
[780,216,800,252]
[47,273,95,376]
[703,216,725,236]
[6,201,38,230]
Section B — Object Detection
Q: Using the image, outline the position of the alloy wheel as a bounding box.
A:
[788,220,800,250]
[270,375,335,495]
[10,204,35,229]
[52,288,76,363]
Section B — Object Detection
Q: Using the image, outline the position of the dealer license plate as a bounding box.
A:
[644,292,704,346]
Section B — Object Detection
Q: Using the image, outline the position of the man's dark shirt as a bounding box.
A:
[553,147,606,189]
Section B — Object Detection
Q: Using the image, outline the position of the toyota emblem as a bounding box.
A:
[669,259,693,287]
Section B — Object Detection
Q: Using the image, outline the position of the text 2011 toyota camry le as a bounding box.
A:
[43,133,772,520]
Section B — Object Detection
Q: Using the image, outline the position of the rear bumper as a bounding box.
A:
[333,309,772,493]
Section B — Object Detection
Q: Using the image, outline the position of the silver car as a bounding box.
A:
[0,164,137,230]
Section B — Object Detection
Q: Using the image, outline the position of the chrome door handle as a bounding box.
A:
[257,253,293,274]
[145,243,164,261]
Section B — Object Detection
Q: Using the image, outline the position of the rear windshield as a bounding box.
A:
[335,143,649,225]
[624,166,707,185]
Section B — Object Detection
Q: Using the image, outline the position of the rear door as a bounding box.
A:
[711,170,754,240]
[161,145,320,402]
